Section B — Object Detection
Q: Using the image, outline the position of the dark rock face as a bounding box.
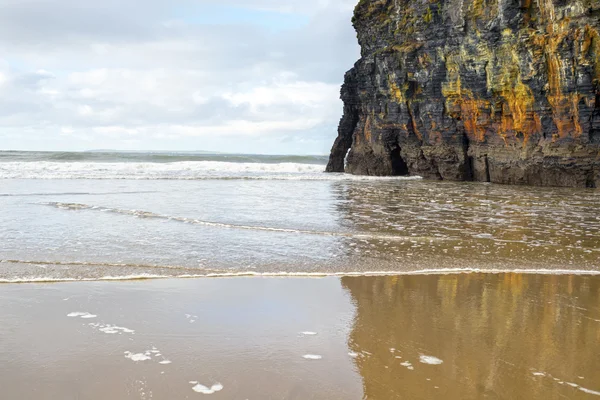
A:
[326,0,600,188]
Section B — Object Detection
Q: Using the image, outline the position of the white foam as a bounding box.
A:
[192,383,223,394]
[302,354,323,360]
[88,323,134,334]
[67,312,97,319]
[159,360,172,365]
[0,160,423,181]
[185,314,198,323]
[4,267,600,284]
[531,371,600,396]
[419,355,443,365]
[41,202,442,243]
[300,331,318,336]
[579,387,600,396]
[124,352,152,362]
[400,361,414,370]
[348,352,359,358]
[180,267,600,278]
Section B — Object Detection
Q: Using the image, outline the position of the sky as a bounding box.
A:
[0,0,359,154]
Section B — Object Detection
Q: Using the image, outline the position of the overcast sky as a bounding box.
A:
[0,0,359,154]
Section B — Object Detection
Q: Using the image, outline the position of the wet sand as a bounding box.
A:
[1,274,600,399]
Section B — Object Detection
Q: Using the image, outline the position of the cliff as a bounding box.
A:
[327,0,600,187]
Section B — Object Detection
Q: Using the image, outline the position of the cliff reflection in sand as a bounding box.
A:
[341,274,600,399]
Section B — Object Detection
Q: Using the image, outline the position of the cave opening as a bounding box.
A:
[390,147,409,176]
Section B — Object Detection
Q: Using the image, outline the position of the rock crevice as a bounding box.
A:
[327,0,600,188]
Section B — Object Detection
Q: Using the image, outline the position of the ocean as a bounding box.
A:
[2,151,600,399]
[1,150,599,282]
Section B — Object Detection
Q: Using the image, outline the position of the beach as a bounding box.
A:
[3,0,599,397]
[1,151,599,399]
[1,274,599,399]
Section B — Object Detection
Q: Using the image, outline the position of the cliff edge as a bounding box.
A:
[327,0,600,187]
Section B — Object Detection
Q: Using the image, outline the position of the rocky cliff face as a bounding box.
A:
[327,0,600,187]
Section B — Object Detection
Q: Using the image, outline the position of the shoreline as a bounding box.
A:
[1,274,599,399]
[2,267,600,285]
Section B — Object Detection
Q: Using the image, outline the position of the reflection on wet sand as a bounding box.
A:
[342,274,600,399]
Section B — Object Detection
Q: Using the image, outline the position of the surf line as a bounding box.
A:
[3,268,600,285]
[39,202,450,242]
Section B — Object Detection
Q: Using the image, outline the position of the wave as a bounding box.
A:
[0,259,201,271]
[0,161,423,181]
[2,267,600,284]
[40,202,444,242]
[0,151,330,164]
[0,191,158,197]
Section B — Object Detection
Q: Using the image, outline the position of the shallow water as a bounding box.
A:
[0,274,598,399]
[1,152,599,282]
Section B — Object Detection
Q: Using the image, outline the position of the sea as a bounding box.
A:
[1,150,599,283]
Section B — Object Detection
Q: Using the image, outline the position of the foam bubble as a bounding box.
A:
[419,355,443,365]
[124,352,152,362]
[67,312,97,319]
[192,383,223,394]
[89,323,135,334]
[401,361,414,370]
[185,314,199,323]
[303,354,323,360]
[159,360,172,365]
[300,331,318,336]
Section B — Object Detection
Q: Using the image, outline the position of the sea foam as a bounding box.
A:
[419,355,443,365]
[0,160,423,181]
[67,312,97,319]
[191,383,223,394]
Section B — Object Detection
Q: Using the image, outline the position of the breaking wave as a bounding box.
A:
[39,202,442,242]
[0,161,423,181]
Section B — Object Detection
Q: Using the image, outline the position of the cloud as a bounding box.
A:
[0,0,359,153]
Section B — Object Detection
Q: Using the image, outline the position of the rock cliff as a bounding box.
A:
[327,0,600,187]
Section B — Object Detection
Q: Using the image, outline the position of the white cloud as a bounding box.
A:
[0,0,359,153]
[223,80,339,109]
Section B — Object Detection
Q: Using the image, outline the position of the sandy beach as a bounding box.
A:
[1,273,599,400]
